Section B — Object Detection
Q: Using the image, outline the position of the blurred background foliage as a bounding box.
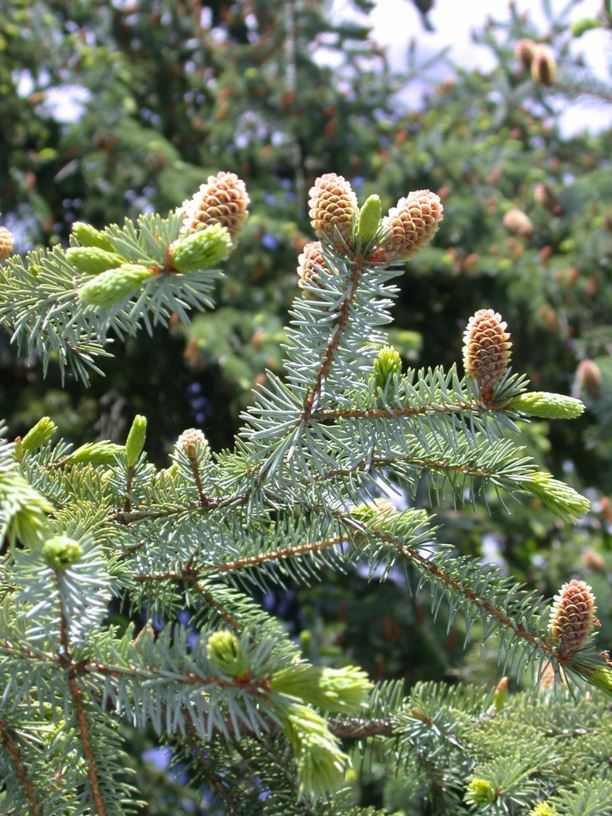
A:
[0,0,610,811]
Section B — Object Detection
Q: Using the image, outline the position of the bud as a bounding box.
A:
[66,247,124,276]
[589,664,612,695]
[0,226,15,260]
[174,428,210,460]
[270,664,372,714]
[180,171,250,241]
[67,441,124,467]
[509,392,584,420]
[206,631,249,678]
[462,309,512,402]
[308,173,358,245]
[575,359,602,399]
[18,417,57,454]
[78,264,154,307]
[71,222,116,252]
[503,208,533,238]
[356,194,382,243]
[125,415,147,467]
[525,472,590,520]
[570,18,600,38]
[281,701,348,799]
[42,535,82,571]
[515,38,536,71]
[0,470,53,547]
[371,346,402,391]
[531,44,557,86]
[373,190,443,263]
[169,223,232,272]
[465,778,496,806]
[529,803,557,816]
[549,579,597,656]
[493,676,509,712]
[351,498,395,523]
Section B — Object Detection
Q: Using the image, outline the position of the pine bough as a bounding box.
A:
[0,171,609,815]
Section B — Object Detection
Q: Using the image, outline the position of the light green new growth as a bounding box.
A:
[510,391,585,419]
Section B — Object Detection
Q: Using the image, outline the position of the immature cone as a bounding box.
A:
[531,44,557,86]
[373,190,443,263]
[463,309,512,402]
[515,38,537,71]
[465,778,496,806]
[575,359,602,399]
[297,241,328,293]
[181,171,250,241]
[308,173,358,245]
[207,631,249,679]
[503,208,533,238]
[175,428,210,459]
[43,535,82,571]
[549,579,597,657]
[0,226,15,260]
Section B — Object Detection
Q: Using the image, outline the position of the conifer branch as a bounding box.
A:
[57,580,109,816]
[0,720,42,815]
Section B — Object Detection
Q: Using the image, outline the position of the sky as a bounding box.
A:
[334,0,611,134]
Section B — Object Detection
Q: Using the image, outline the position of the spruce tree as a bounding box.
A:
[0,168,609,814]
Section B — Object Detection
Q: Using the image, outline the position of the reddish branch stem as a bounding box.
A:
[0,721,42,815]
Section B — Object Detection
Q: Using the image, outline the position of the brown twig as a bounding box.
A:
[57,579,108,816]
[0,720,42,815]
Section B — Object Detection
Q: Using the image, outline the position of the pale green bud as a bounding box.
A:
[281,702,348,799]
[78,264,153,307]
[42,535,82,570]
[357,194,382,243]
[71,222,116,252]
[529,803,557,816]
[207,631,249,678]
[18,416,57,454]
[371,346,402,391]
[493,676,508,712]
[509,392,584,420]
[570,18,599,38]
[0,470,53,547]
[270,664,372,714]
[66,246,123,275]
[67,441,124,467]
[524,472,590,520]
[169,224,232,273]
[125,415,147,467]
[465,778,496,806]
[588,665,612,696]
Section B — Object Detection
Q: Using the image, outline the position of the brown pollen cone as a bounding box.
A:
[515,39,536,71]
[181,171,250,241]
[371,190,443,264]
[308,173,358,246]
[462,309,512,402]
[297,241,328,295]
[531,44,557,86]
[0,226,15,260]
[549,579,597,658]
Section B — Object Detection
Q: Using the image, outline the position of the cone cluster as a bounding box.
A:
[462,309,512,401]
[549,579,597,657]
[514,39,557,85]
[181,171,250,241]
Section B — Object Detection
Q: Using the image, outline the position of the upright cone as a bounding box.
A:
[180,171,250,241]
[463,309,512,402]
[372,190,443,263]
[308,173,358,245]
[549,579,597,657]
[0,226,15,260]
